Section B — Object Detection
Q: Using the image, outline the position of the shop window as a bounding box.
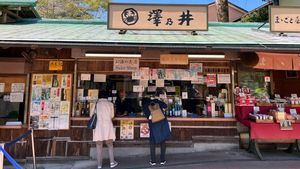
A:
[0,75,26,125]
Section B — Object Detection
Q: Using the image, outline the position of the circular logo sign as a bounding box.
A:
[121,8,139,26]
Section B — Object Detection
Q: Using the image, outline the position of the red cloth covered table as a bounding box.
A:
[250,122,300,140]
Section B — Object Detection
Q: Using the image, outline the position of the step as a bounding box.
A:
[192,135,239,143]
[88,140,193,147]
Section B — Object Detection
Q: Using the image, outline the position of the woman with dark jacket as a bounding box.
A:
[142,89,171,166]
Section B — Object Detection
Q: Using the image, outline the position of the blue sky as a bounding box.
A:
[112,0,267,11]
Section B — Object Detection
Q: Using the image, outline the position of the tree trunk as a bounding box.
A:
[216,0,229,22]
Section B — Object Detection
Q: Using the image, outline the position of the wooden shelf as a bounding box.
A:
[0,125,25,129]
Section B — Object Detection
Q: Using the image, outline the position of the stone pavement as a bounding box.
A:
[14,149,300,169]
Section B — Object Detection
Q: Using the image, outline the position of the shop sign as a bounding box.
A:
[270,6,300,33]
[113,58,139,72]
[108,3,208,31]
[160,54,188,65]
[49,60,63,71]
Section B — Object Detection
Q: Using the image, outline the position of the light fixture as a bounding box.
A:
[188,54,225,59]
[85,53,141,58]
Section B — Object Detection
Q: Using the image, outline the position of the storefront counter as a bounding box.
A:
[70,117,237,141]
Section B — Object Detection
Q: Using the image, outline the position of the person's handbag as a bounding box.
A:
[148,102,165,123]
[87,102,97,129]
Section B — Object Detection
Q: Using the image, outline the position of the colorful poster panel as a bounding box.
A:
[120,120,134,140]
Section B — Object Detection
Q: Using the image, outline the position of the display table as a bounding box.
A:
[249,122,300,160]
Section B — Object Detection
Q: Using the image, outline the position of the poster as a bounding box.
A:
[132,71,141,80]
[0,83,5,92]
[11,83,25,93]
[81,74,91,81]
[190,63,203,73]
[140,80,148,87]
[50,88,61,101]
[150,69,158,80]
[140,123,150,138]
[147,86,157,92]
[133,85,144,92]
[182,92,188,99]
[120,120,134,140]
[77,89,84,100]
[166,86,176,93]
[60,101,70,114]
[140,67,150,80]
[157,69,166,79]
[10,92,24,102]
[42,75,53,88]
[165,69,175,80]
[30,74,72,130]
[113,58,139,72]
[217,74,231,84]
[191,75,205,84]
[94,74,106,82]
[32,86,42,101]
[206,74,217,87]
[88,89,99,100]
[52,75,61,87]
[32,74,43,86]
[156,79,165,87]
[181,70,192,81]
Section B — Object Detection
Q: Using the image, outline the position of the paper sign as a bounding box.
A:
[182,92,188,99]
[166,87,176,93]
[94,74,106,82]
[81,74,91,81]
[191,75,205,84]
[140,123,150,138]
[156,79,165,87]
[77,89,84,100]
[132,71,141,80]
[10,92,24,102]
[190,63,203,72]
[147,86,157,92]
[11,83,25,93]
[217,74,231,84]
[264,76,271,82]
[49,60,63,71]
[88,89,99,100]
[0,83,4,92]
[133,85,144,92]
[140,80,148,87]
[206,74,217,87]
[140,67,150,80]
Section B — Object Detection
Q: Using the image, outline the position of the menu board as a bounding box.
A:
[120,120,134,140]
[30,74,72,130]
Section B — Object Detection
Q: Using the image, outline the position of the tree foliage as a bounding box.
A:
[36,0,109,19]
[240,6,268,22]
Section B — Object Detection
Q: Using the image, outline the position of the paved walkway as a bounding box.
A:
[14,150,300,169]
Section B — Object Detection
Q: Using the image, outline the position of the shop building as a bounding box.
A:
[0,3,300,159]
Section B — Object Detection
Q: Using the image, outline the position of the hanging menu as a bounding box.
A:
[30,74,72,130]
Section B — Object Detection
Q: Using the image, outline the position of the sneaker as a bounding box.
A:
[160,161,166,165]
[97,166,102,169]
[149,161,156,166]
[110,161,118,168]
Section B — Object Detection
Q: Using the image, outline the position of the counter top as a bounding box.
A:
[71,117,236,122]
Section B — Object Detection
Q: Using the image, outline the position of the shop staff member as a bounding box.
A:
[115,89,134,116]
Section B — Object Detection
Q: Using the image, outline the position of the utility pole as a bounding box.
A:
[216,0,229,22]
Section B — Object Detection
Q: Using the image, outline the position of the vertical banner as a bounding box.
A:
[120,120,134,140]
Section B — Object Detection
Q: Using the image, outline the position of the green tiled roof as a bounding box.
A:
[0,0,36,6]
[0,19,299,49]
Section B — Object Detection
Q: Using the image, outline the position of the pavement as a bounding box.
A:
[17,149,300,169]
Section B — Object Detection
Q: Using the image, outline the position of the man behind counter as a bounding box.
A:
[115,90,135,116]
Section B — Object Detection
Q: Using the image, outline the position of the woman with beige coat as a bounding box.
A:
[93,92,118,169]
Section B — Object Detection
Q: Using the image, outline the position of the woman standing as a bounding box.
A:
[93,92,118,169]
[142,88,171,166]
